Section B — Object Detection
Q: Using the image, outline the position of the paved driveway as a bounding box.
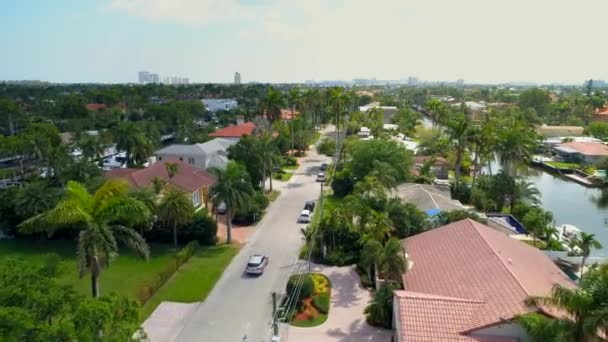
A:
[287,264,392,342]
[142,141,330,342]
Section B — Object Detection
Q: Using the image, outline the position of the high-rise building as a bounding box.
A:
[234,72,241,84]
[138,71,150,83]
[149,73,160,83]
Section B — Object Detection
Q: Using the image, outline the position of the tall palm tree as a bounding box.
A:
[164,162,180,179]
[113,122,155,167]
[578,232,603,280]
[210,161,254,244]
[328,87,349,150]
[19,180,150,298]
[510,177,541,212]
[157,187,194,249]
[446,112,470,190]
[259,132,279,192]
[287,88,301,155]
[360,238,407,284]
[260,87,284,122]
[425,99,447,127]
[76,133,105,164]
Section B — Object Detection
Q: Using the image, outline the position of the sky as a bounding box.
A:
[1,0,607,84]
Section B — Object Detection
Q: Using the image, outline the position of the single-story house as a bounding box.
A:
[392,183,464,215]
[105,159,216,209]
[394,219,575,342]
[536,125,584,138]
[155,138,237,171]
[554,141,608,165]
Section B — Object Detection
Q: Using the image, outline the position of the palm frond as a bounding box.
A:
[91,179,130,211]
[65,180,94,212]
[95,196,150,225]
[112,225,150,260]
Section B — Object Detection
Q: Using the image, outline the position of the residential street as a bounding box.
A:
[150,140,330,342]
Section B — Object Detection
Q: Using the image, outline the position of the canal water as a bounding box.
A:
[419,116,608,255]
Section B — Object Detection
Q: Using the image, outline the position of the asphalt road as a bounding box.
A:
[173,146,330,342]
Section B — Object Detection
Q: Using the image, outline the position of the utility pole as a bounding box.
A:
[271,292,280,342]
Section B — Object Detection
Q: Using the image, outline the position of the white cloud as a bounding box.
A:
[108,0,608,83]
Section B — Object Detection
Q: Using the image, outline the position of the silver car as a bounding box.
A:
[246,255,269,275]
[298,209,312,223]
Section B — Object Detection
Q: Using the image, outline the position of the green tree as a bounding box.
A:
[522,207,552,247]
[157,187,194,249]
[112,122,155,167]
[228,134,265,189]
[577,232,602,280]
[210,161,254,244]
[391,107,422,137]
[19,180,151,298]
[259,132,279,192]
[13,180,61,221]
[495,116,538,175]
[349,139,412,184]
[587,122,608,141]
[75,133,105,164]
[425,98,448,127]
[0,97,18,135]
[286,88,301,154]
[328,87,349,148]
[446,112,470,190]
[518,88,551,118]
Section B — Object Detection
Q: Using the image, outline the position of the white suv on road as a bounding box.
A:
[298,209,312,223]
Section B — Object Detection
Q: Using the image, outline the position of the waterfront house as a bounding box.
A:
[554,141,608,165]
[105,159,216,210]
[155,138,237,171]
[393,219,575,342]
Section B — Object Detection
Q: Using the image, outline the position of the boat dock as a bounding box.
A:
[563,173,595,186]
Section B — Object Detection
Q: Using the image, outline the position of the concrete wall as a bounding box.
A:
[392,298,402,342]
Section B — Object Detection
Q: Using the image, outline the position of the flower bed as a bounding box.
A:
[289,273,331,327]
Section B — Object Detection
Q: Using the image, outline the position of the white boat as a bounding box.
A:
[554,224,583,254]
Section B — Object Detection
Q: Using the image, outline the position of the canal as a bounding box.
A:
[419,116,608,256]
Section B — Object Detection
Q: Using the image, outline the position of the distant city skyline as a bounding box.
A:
[1,0,607,84]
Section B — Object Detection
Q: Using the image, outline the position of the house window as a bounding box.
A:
[188,157,195,165]
[192,191,201,207]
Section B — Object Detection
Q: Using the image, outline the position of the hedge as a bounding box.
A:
[286,274,314,304]
[136,241,200,304]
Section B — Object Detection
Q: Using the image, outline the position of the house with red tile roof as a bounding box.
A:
[85,103,127,112]
[394,219,575,342]
[105,159,216,209]
[594,107,608,121]
[208,116,257,141]
[554,141,608,165]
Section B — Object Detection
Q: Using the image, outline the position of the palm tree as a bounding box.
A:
[516,313,571,342]
[446,113,470,190]
[259,132,279,192]
[328,87,349,149]
[364,283,395,329]
[577,232,603,280]
[510,177,541,212]
[260,87,284,122]
[157,187,194,249]
[165,162,180,179]
[360,238,407,284]
[13,180,61,221]
[76,133,105,165]
[19,180,150,298]
[524,285,598,342]
[287,88,301,155]
[113,122,155,167]
[425,99,447,127]
[210,161,254,244]
[151,176,166,195]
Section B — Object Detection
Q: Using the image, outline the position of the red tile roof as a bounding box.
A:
[558,141,608,156]
[209,122,257,138]
[105,159,215,192]
[86,103,107,111]
[396,219,574,341]
[414,155,449,166]
[595,107,608,116]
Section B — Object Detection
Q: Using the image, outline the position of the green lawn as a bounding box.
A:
[141,245,238,318]
[0,239,176,299]
[283,164,299,170]
[545,161,580,170]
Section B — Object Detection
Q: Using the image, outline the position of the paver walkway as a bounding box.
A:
[288,264,392,342]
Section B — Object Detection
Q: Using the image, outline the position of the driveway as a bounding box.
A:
[143,137,331,342]
[288,264,392,342]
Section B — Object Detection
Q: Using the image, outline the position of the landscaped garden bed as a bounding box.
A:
[544,161,580,170]
[286,273,331,327]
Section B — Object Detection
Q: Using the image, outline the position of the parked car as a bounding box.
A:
[304,200,316,212]
[246,255,269,275]
[320,163,328,171]
[298,209,312,223]
[316,172,326,182]
[216,202,227,215]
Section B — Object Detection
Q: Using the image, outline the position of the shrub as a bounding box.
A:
[233,191,269,224]
[324,249,358,266]
[317,138,336,156]
[331,168,354,197]
[312,293,330,314]
[286,274,314,304]
[282,156,298,167]
[146,209,217,245]
[311,273,330,295]
[365,284,395,329]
